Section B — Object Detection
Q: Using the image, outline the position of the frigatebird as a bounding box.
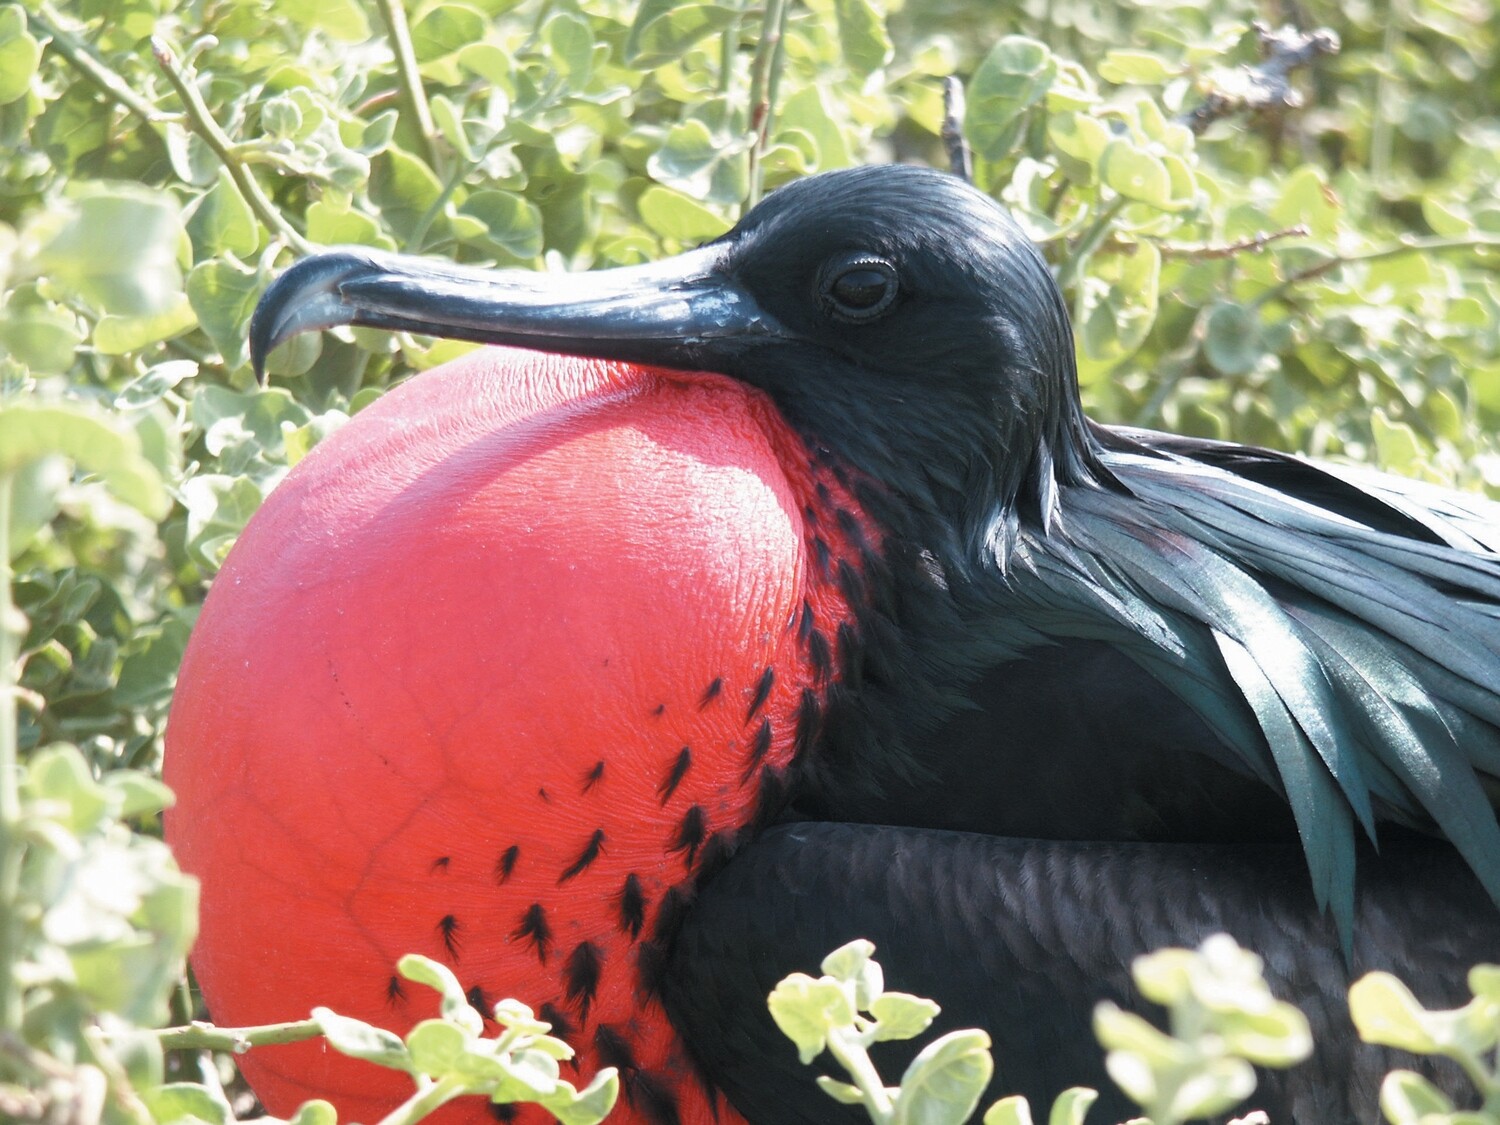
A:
[172,164,1500,1124]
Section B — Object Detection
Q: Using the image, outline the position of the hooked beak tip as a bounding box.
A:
[249,250,385,383]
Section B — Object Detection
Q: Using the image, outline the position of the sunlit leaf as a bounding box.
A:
[625,0,738,68]
[0,5,41,105]
[892,1029,993,1125]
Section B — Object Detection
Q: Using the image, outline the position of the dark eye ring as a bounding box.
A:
[818,254,898,322]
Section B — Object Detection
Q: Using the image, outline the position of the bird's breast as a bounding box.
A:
[164,346,876,1125]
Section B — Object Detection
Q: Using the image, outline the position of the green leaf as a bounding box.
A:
[834,0,893,78]
[285,411,348,467]
[1078,242,1161,374]
[180,473,265,569]
[637,185,730,243]
[545,1066,619,1125]
[821,938,877,982]
[1423,197,1473,238]
[1218,1005,1313,1066]
[186,169,260,259]
[625,0,738,69]
[32,189,186,317]
[406,1019,480,1079]
[1158,1057,1256,1120]
[543,10,594,89]
[1378,1069,1455,1125]
[1046,1088,1098,1125]
[871,992,941,1042]
[768,972,854,1064]
[458,42,513,86]
[116,360,196,411]
[1048,112,1111,177]
[459,191,545,260]
[430,94,473,163]
[967,36,1056,159]
[187,258,262,371]
[1370,411,1425,475]
[105,770,176,819]
[411,4,486,63]
[0,302,85,372]
[94,296,198,356]
[1468,964,1500,1003]
[260,95,304,140]
[1203,302,1262,377]
[307,200,396,250]
[649,119,731,198]
[1130,946,1196,1006]
[1101,139,1171,207]
[141,1082,235,1125]
[313,1007,413,1072]
[26,743,115,835]
[820,938,884,1008]
[816,1075,868,1106]
[8,456,67,557]
[1271,166,1341,242]
[287,1101,339,1125]
[370,148,444,242]
[893,1029,994,1125]
[0,402,168,518]
[492,998,554,1037]
[0,5,41,105]
[1092,1002,1186,1067]
[1098,50,1176,85]
[982,1095,1034,1125]
[399,953,484,1035]
[778,86,853,172]
[273,0,371,41]
[1350,973,1440,1053]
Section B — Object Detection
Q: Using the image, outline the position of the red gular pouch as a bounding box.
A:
[165,345,875,1125]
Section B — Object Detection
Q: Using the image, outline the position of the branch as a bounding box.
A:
[1254,233,1500,306]
[745,0,790,211]
[1163,225,1310,260]
[150,1018,324,1054]
[150,38,313,256]
[941,77,972,183]
[1182,22,1340,135]
[373,0,442,175]
[32,4,167,131]
[0,475,21,1038]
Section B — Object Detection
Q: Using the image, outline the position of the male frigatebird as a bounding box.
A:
[167,165,1500,1125]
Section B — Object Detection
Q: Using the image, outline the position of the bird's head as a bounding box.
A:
[253,164,1105,566]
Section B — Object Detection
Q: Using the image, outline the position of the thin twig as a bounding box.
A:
[32,4,168,130]
[1159,225,1309,259]
[744,0,790,212]
[80,1027,155,1125]
[717,15,741,95]
[941,77,972,183]
[1101,225,1310,261]
[0,474,21,1039]
[408,158,476,253]
[1254,233,1500,306]
[150,1018,324,1054]
[1058,196,1128,292]
[150,38,313,256]
[373,0,442,175]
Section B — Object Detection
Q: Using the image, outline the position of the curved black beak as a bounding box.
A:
[249,245,782,382]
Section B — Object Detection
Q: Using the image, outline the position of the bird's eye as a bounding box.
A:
[819,254,898,322]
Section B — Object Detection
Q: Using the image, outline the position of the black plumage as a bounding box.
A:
[664,822,1494,1124]
[250,163,1500,1119]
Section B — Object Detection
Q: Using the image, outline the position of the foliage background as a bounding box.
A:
[1,0,1499,1120]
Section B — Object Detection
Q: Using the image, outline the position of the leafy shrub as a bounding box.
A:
[2,0,1497,1121]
